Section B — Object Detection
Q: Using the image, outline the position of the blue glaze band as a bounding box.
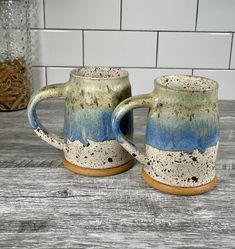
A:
[28,105,48,133]
[146,115,219,153]
[64,107,133,144]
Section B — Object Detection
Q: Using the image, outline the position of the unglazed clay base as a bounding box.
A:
[62,156,134,176]
[141,168,217,196]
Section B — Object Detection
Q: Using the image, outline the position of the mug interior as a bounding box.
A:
[155,75,218,92]
[71,67,128,79]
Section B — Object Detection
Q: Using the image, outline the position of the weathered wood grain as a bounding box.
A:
[0,100,234,248]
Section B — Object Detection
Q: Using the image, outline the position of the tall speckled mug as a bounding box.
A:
[28,67,133,176]
[112,75,219,195]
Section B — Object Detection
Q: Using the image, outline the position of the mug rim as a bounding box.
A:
[154,75,219,92]
[70,67,129,80]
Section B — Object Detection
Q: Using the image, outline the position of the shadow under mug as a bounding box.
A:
[28,67,134,176]
[112,75,219,195]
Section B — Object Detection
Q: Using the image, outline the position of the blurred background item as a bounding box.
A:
[0,0,32,111]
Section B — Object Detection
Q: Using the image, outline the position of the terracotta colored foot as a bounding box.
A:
[62,156,134,177]
[141,168,217,196]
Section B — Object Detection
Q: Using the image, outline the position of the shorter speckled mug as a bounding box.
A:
[28,67,134,176]
[112,75,219,195]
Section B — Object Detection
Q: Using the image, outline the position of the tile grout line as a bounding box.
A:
[42,0,47,85]
[32,66,235,71]
[42,0,46,29]
[45,66,48,86]
[120,0,123,30]
[82,30,85,66]
[155,32,159,67]
[195,0,200,31]
[29,28,234,34]
[229,33,234,69]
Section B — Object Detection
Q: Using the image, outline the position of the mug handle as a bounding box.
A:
[27,83,69,150]
[112,94,154,165]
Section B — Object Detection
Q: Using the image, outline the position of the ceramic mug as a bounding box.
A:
[28,67,134,176]
[112,75,219,195]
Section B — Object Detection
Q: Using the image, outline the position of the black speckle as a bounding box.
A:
[91,153,94,156]
[36,128,40,132]
[83,142,90,147]
[147,161,151,165]
[192,157,197,162]
[84,156,87,158]
[76,156,78,158]
[132,153,137,157]
[191,176,198,182]
[108,158,113,162]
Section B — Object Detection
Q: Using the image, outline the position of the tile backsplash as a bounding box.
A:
[31,0,235,99]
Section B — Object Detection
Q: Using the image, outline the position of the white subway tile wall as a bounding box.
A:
[32,30,83,66]
[45,0,120,29]
[84,31,157,67]
[193,70,235,100]
[122,0,197,31]
[158,32,232,69]
[197,0,235,31]
[32,67,46,90]
[230,35,235,69]
[127,68,192,95]
[31,0,235,99]
[47,67,74,84]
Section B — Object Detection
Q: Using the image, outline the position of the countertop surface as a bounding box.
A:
[0,99,234,249]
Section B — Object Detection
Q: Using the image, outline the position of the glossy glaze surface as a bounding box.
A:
[112,75,219,192]
[28,67,133,172]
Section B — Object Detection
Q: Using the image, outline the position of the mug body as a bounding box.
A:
[63,67,133,175]
[143,75,219,193]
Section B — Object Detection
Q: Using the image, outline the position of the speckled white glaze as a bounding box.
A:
[64,139,132,169]
[28,67,133,173]
[112,75,219,191]
[144,143,218,187]
[34,127,64,150]
[157,75,218,91]
[34,124,132,169]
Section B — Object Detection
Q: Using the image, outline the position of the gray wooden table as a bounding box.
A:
[0,99,234,249]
